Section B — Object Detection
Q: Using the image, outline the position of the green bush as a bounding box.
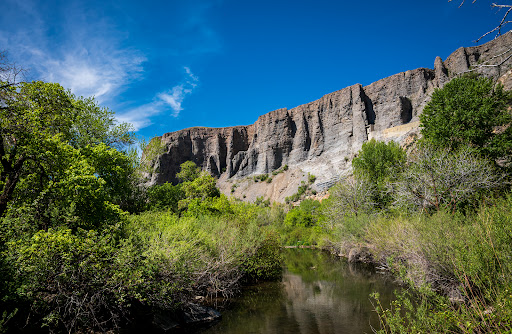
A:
[176,161,201,182]
[352,139,406,208]
[284,200,321,228]
[146,182,184,212]
[284,209,315,227]
[420,74,512,165]
[271,164,288,176]
[253,174,269,182]
[7,227,137,332]
[241,230,282,281]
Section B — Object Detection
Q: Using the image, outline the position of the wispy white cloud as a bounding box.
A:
[1,0,214,132]
[157,66,199,117]
[0,0,145,103]
[116,102,163,131]
[117,67,200,130]
[42,48,145,102]
[158,86,186,117]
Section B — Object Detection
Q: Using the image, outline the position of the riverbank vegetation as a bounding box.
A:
[274,74,512,333]
[0,71,282,332]
[2,53,512,334]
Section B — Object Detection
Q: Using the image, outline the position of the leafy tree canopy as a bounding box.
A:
[352,139,406,208]
[176,160,201,183]
[0,80,135,218]
[352,139,406,184]
[420,75,512,165]
[181,171,220,200]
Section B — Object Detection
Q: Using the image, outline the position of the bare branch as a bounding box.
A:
[451,1,512,41]
[393,146,503,212]
[448,0,477,8]
[454,45,512,76]
[0,51,26,85]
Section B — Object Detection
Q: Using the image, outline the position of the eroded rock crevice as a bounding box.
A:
[147,32,512,202]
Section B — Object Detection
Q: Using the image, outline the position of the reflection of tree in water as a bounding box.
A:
[201,249,398,334]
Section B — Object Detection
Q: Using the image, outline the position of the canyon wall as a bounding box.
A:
[147,32,512,202]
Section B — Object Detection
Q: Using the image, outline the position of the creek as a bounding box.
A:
[198,248,399,334]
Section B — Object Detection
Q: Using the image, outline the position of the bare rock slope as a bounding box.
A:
[147,33,512,202]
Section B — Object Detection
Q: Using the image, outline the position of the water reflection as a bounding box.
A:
[200,249,397,334]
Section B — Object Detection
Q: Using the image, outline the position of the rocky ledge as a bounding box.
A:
[146,32,512,202]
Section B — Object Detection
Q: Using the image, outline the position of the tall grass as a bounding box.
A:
[367,196,512,332]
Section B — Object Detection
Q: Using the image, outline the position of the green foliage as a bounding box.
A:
[0,80,135,221]
[285,180,311,204]
[393,145,502,213]
[176,161,201,182]
[323,177,376,221]
[0,76,287,333]
[7,227,136,332]
[182,195,233,217]
[352,139,406,184]
[272,164,289,176]
[278,199,325,245]
[352,139,406,208]
[175,162,221,211]
[241,231,282,282]
[180,171,220,202]
[146,182,184,213]
[366,196,512,333]
[284,199,321,228]
[5,137,124,231]
[4,198,284,332]
[253,174,269,182]
[139,137,166,175]
[254,196,270,207]
[284,209,315,227]
[420,75,512,165]
[81,143,141,212]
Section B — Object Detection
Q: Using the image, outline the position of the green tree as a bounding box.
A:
[284,199,321,227]
[352,139,406,207]
[176,161,201,182]
[81,143,142,212]
[146,182,184,212]
[6,137,124,231]
[420,75,512,165]
[181,171,220,200]
[0,81,134,217]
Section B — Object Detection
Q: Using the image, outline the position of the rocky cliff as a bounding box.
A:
[147,32,512,202]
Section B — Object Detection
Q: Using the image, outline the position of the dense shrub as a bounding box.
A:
[7,227,135,332]
[369,196,512,333]
[393,145,502,213]
[284,200,321,228]
[420,74,512,165]
[146,182,184,212]
[352,139,406,208]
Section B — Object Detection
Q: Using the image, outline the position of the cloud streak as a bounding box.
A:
[0,0,145,103]
[117,67,200,130]
[157,66,199,117]
[1,0,215,132]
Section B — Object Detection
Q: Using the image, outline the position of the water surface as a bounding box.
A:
[200,248,398,334]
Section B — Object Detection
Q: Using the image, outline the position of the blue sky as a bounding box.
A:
[0,0,508,140]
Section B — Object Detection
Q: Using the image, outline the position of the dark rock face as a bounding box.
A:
[148,33,512,189]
